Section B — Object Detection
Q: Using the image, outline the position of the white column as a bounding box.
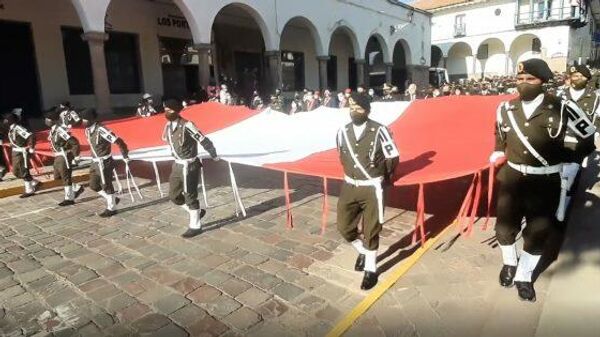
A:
[355,58,367,86]
[384,62,394,84]
[82,32,111,115]
[317,55,330,90]
[265,50,282,92]
[194,43,213,90]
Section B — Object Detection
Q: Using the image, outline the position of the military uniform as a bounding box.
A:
[557,86,599,162]
[84,119,129,217]
[270,95,284,112]
[137,103,156,117]
[336,110,399,290]
[59,109,81,128]
[7,123,34,183]
[163,118,217,211]
[49,124,80,188]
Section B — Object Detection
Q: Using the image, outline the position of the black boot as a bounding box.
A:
[99,209,117,218]
[181,228,203,238]
[354,254,365,272]
[499,265,517,287]
[360,271,378,290]
[515,281,536,302]
[58,200,75,207]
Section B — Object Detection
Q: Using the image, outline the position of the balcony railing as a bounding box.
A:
[454,23,466,37]
[515,6,584,26]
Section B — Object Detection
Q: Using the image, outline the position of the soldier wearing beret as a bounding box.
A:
[162,99,219,238]
[45,110,84,206]
[555,65,599,205]
[2,111,40,197]
[490,59,595,302]
[81,109,130,217]
[336,93,400,290]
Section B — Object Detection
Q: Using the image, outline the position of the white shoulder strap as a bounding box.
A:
[341,127,373,180]
[506,109,549,167]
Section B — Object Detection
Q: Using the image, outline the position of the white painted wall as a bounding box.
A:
[0,0,431,111]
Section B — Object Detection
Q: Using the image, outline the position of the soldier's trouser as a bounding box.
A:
[495,165,561,255]
[89,158,115,194]
[11,152,32,181]
[53,155,72,186]
[169,159,200,210]
[337,183,382,251]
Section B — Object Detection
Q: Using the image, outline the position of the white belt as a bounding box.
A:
[344,175,385,223]
[508,161,562,175]
[175,158,196,165]
[12,147,27,153]
[92,154,112,163]
[564,135,578,144]
[344,175,383,186]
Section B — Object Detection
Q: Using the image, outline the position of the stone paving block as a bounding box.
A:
[45,287,79,308]
[272,282,305,302]
[233,266,282,290]
[142,265,185,286]
[204,295,242,317]
[256,259,287,274]
[202,254,230,268]
[170,277,204,295]
[67,269,98,286]
[91,313,115,329]
[116,302,152,322]
[87,284,121,302]
[187,285,222,304]
[256,298,289,319]
[202,269,233,287]
[104,294,137,313]
[222,306,262,331]
[145,323,189,337]
[169,303,208,328]
[220,278,252,298]
[77,279,109,294]
[235,287,272,308]
[131,313,171,334]
[239,253,269,266]
[187,315,229,336]
[153,294,191,315]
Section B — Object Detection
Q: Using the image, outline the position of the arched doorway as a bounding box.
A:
[476,38,507,78]
[447,42,473,82]
[392,39,411,91]
[328,26,360,91]
[509,34,542,73]
[365,35,388,88]
[212,3,268,102]
[431,45,443,68]
[280,16,322,92]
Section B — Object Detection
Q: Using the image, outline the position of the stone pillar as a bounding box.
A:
[82,32,111,115]
[317,56,330,90]
[406,65,430,90]
[384,62,394,84]
[265,50,282,92]
[194,43,213,91]
[355,58,367,86]
[505,52,511,75]
[442,56,448,68]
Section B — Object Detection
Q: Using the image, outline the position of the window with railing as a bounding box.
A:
[515,0,586,25]
[454,14,466,37]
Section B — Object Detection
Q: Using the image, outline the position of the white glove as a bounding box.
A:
[489,151,506,164]
[212,156,221,162]
[27,148,35,154]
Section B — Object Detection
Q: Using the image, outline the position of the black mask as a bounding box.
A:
[82,119,93,127]
[165,111,179,122]
[571,79,588,90]
[350,110,369,125]
[517,83,543,101]
[44,118,54,128]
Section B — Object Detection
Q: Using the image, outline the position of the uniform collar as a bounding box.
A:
[520,93,545,120]
[9,123,17,131]
[569,87,586,101]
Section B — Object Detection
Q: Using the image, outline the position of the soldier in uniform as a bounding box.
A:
[45,110,84,206]
[556,65,599,206]
[250,91,264,110]
[162,100,219,238]
[269,91,284,112]
[1,112,39,198]
[490,59,595,302]
[336,93,400,290]
[137,93,157,117]
[81,109,129,217]
[57,102,82,128]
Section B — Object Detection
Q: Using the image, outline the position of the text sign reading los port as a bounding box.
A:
[157,15,189,29]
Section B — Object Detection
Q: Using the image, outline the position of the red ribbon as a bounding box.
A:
[284,171,293,229]
[321,177,328,235]
[412,183,426,246]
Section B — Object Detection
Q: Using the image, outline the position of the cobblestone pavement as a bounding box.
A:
[0,161,440,337]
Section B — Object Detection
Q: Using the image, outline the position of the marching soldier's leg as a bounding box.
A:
[98,158,119,217]
[55,156,75,207]
[14,153,38,198]
[358,186,383,290]
[169,162,186,206]
[337,184,364,271]
[515,174,561,302]
[494,167,524,287]
[181,161,204,238]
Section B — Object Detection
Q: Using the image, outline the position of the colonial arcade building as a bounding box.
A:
[418,0,600,81]
[0,0,431,118]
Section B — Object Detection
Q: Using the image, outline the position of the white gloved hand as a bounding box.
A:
[27,148,35,154]
[489,151,506,164]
